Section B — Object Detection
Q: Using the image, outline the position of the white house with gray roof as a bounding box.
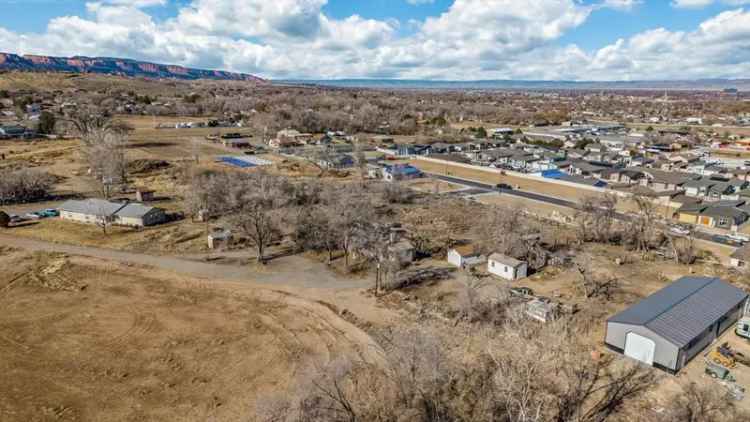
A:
[488,253,527,281]
[605,276,747,374]
[59,199,166,228]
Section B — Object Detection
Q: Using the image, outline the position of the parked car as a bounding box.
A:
[727,233,750,244]
[38,209,59,218]
[24,213,41,220]
[668,225,691,236]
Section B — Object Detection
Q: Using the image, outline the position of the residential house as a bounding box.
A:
[605,276,747,373]
[508,153,540,171]
[677,201,749,230]
[567,160,610,177]
[599,168,644,185]
[447,245,485,269]
[397,144,431,156]
[276,129,313,145]
[640,169,698,192]
[383,164,423,182]
[59,199,166,228]
[318,154,355,170]
[429,142,454,155]
[487,253,528,281]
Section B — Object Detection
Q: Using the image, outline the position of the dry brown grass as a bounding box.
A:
[7,218,209,254]
[0,251,379,421]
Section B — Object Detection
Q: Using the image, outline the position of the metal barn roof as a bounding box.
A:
[608,277,747,348]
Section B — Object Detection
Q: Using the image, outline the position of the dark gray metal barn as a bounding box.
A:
[605,276,747,374]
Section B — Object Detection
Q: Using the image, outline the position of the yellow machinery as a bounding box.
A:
[708,346,737,369]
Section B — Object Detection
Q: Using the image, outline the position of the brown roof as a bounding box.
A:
[452,244,479,257]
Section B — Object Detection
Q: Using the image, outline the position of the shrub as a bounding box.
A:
[0,169,55,205]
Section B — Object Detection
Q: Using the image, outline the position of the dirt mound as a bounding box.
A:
[128,159,171,174]
[23,253,87,292]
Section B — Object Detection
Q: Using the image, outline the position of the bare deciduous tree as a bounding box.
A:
[231,201,281,265]
[625,194,659,253]
[0,169,55,205]
[576,194,619,244]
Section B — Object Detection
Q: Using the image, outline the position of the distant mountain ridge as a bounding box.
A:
[0,52,265,83]
[283,79,750,91]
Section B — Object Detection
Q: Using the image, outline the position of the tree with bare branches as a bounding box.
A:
[230,200,281,265]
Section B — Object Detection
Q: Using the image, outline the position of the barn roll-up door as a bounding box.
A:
[624,332,656,366]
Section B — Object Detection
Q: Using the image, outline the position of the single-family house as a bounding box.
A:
[397,144,431,156]
[383,164,423,182]
[640,169,698,192]
[487,253,528,281]
[59,199,166,228]
[318,154,355,170]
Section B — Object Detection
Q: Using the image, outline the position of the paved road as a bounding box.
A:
[427,172,738,248]
[0,234,368,290]
[430,173,579,208]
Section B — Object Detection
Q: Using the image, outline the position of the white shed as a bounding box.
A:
[447,245,485,269]
[487,253,527,281]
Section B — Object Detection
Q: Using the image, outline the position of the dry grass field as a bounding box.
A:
[0,248,381,422]
[7,218,209,254]
[0,72,193,95]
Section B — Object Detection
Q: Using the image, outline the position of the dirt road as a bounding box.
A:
[0,233,368,289]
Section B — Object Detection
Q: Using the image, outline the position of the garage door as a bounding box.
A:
[624,332,655,366]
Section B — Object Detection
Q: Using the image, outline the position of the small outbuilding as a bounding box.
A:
[208,229,233,249]
[605,276,747,374]
[447,245,485,269]
[487,253,527,281]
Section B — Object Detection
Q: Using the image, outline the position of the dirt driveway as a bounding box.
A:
[0,234,368,290]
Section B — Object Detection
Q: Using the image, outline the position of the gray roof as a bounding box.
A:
[116,203,159,219]
[643,169,699,185]
[608,277,747,348]
[489,253,523,268]
[60,199,125,216]
[60,199,159,219]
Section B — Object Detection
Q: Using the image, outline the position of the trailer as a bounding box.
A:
[736,300,750,340]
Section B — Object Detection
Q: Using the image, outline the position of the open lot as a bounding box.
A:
[0,248,382,422]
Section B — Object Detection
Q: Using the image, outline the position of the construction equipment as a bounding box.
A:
[718,342,750,366]
[708,346,737,369]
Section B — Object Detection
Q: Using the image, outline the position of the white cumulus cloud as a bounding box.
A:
[0,0,750,81]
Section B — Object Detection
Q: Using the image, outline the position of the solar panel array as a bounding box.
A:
[218,156,272,168]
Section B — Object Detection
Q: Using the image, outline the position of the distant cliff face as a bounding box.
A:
[0,52,266,83]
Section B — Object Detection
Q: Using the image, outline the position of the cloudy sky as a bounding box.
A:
[1,0,750,81]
